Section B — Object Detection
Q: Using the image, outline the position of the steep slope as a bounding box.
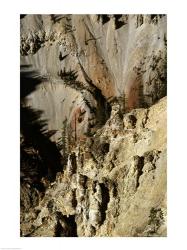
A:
[20,14,167,141]
[20,14,167,237]
[20,97,167,237]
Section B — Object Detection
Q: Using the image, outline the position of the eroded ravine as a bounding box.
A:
[20,14,167,237]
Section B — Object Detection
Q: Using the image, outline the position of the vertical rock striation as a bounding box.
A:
[20,14,167,237]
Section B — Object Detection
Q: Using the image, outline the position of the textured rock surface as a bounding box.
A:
[20,14,167,141]
[20,97,167,237]
[20,14,167,237]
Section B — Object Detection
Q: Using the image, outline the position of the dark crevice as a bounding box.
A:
[114,14,122,19]
[55,212,78,237]
[63,215,78,237]
[114,15,125,29]
[47,200,54,213]
[100,183,110,225]
[20,14,27,19]
[94,88,111,126]
[79,174,88,189]
[72,190,77,208]
[90,225,96,236]
[69,152,77,174]
[112,182,118,198]
[142,109,149,128]
[102,143,110,154]
[98,15,110,25]
[149,15,161,25]
[150,15,157,20]
[129,115,137,127]
[135,156,144,188]
[136,15,144,28]
[54,220,64,237]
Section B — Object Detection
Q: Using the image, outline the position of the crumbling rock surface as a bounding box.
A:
[20,14,167,237]
[20,97,167,237]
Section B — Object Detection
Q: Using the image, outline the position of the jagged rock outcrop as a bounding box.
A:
[20,97,167,237]
[20,14,167,237]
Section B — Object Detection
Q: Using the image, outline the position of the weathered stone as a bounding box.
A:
[20,96,167,236]
[20,14,167,237]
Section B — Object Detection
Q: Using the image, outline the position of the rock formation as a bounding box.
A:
[20,14,167,237]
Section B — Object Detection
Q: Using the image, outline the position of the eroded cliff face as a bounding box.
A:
[20,14,166,141]
[20,97,167,237]
[20,14,167,237]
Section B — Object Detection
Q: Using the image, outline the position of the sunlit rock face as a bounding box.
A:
[20,14,166,141]
[20,14,167,237]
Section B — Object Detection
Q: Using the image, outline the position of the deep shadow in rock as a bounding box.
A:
[20,14,27,19]
[55,212,78,237]
[98,15,110,25]
[100,183,110,225]
[20,65,45,99]
[21,106,63,181]
[114,15,125,29]
[20,66,64,182]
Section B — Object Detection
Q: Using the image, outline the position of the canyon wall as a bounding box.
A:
[20,14,167,237]
[20,14,167,141]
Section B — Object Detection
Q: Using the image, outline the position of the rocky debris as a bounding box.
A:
[20,97,167,237]
[20,31,45,55]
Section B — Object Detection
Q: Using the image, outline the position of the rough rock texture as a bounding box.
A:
[20,14,167,141]
[20,14,167,237]
[20,97,167,237]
